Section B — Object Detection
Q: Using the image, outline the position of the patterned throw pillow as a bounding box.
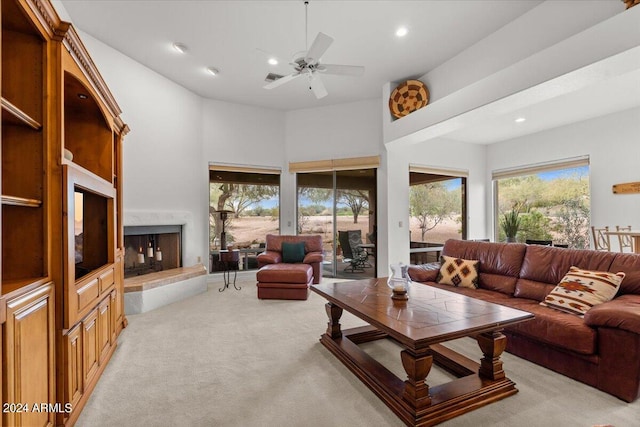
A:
[541,266,625,316]
[436,255,479,289]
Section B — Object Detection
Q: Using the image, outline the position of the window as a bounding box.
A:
[209,167,280,266]
[408,167,467,263]
[493,157,590,248]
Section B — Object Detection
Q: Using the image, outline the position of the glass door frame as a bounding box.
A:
[296,168,377,279]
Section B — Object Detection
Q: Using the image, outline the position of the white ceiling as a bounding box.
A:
[60,0,640,144]
[60,0,543,111]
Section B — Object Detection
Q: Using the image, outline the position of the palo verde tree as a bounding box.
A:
[337,189,369,224]
[209,183,278,246]
[409,182,459,241]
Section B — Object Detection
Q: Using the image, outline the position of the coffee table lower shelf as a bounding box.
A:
[320,326,518,427]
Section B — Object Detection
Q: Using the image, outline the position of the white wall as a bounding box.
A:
[77,31,207,268]
[201,99,286,233]
[486,107,640,250]
[284,98,386,271]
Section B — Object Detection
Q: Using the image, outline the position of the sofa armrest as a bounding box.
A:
[303,251,323,264]
[408,263,440,283]
[584,295,640,335]
[257,251,281,265]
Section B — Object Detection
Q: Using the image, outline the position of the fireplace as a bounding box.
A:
[124,225,182,278]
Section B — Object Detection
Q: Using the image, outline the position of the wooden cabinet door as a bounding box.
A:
[98,296,111,364]
[64,324,83,411]
[3,282,55,427]
[110,289,118,343]
[82,307,99,386]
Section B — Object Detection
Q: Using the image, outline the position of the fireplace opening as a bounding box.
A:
[124,225,182,278]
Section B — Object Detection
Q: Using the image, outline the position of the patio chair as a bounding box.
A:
[338,230,369,273]
[591,226,610,251]
[616,225,634,253]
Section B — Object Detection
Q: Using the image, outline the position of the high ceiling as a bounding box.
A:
[60,1,640,145]
[60,0,543,111]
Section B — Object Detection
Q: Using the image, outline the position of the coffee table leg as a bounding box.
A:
[477,331,507,380]
[401,348,432,408]
[325,303,343,339]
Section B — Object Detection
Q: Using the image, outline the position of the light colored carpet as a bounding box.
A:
[77,276,640,427]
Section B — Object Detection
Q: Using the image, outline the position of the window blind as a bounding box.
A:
[491,156,589,180]
[289,155,380,173]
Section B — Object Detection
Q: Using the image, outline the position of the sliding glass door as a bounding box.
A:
[297,168,377,279]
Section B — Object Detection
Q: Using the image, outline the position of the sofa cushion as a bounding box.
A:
[609,253,640,295]
[513,278,555,302]
[414,280,596,355]
[282,242,305,263]
[441,239,525,294]
[437,255,479,288]
[519,245,616,285]
[504,299,597,355]
[408,263,440,282]
[541,267,625,316]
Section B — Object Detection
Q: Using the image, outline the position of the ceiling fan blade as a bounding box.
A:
[308,74,328,99]
[317,64,365,76]
[305,32,333,64]
[263,72,301,89]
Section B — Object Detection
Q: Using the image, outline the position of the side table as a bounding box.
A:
[219,250,241,292]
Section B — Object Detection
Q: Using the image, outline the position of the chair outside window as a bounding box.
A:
[338,230,369,273]
[616,225,635,253]
[591,226,610,251]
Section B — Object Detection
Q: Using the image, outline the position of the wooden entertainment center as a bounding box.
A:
[0,0,128,425]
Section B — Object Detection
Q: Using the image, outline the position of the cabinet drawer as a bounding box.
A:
[77,278,99,312]
[99,267,114,294]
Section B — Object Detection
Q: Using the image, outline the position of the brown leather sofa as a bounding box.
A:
[257,234,324,284]
[408,239,640,402]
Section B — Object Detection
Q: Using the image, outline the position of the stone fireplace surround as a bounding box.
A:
[123,211,206,314]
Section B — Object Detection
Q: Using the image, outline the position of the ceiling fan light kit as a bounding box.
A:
[263,0,365,99]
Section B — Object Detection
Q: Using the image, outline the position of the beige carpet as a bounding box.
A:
[77,276,640,426]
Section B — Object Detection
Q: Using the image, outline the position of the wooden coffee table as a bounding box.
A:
[311,278,534,426]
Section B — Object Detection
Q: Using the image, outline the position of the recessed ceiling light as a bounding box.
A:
[206,67,219,76]
[268,58,278,66]
[395,27,408,37]
[77,93,88,100]
[172,42,188,53]
[515,117,526,123]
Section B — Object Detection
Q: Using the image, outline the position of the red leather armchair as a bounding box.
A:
[257,234,324,284]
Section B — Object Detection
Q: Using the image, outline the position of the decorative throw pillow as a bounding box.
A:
[436,255,479,289]
[541,266,625,316]
[282,242,306,263]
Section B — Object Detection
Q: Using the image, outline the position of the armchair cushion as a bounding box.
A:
[303,252,323,264]
[257,250,281,265]
[282,242,306,263]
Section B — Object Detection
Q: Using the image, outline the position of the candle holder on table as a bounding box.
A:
[388,262,410,301]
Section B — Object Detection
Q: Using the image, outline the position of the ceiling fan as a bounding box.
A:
[263,1,365,99]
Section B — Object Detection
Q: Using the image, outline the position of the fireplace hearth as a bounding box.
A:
[124,225,182,278]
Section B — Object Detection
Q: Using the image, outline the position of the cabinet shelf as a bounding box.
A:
[1,97,42,130]
[1,276,48,298]
[1,195,42,207]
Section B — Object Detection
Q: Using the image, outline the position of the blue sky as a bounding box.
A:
[537,165,588,181]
